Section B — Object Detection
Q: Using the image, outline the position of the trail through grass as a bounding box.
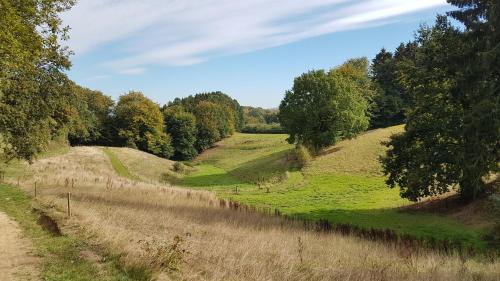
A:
[103,148,138,180]
[0,184,143,281]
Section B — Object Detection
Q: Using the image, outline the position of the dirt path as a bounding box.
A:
[0,211,39,281]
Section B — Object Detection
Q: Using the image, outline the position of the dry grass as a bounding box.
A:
[13,146,500,281]
[306,125,404,176]
[107,147,176,183]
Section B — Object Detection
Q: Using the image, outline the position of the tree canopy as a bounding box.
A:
[0,0,75,162]
[163,105,198,160]
[369,43,417,128]
[381,0,500,202]
[114,92,173,158]
[279,58,370,152]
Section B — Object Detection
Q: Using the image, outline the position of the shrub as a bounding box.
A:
[160,171,180,184]
[295,145,311,168]
[172,162,186,173]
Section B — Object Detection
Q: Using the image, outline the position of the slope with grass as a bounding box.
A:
[5,146,498,280]
[105,147,176,183]
[177,126,498,251]
[0,144,143,281]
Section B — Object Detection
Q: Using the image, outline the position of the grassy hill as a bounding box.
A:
[177,126,498,251]
[3,146,497,280]
[104,147,176,183]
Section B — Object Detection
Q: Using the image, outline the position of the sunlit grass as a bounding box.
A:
[177,126,491,250]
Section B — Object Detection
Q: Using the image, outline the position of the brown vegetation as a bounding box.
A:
[11,147,500,280]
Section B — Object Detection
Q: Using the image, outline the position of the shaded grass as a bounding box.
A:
[103,148,138,180]
[0,184,145,281]
[180,167,487,250]
[195,133,295,184]
[178,127,493,251]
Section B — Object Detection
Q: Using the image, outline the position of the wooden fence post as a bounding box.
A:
[34,181,37,198]
[67,192,71,217]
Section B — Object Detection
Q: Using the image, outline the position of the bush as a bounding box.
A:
[241,123,283,134]
[160,171,180,184]
[295,145,311,168]
[172,162,186,173]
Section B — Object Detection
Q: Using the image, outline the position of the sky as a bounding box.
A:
[63,0,452,108]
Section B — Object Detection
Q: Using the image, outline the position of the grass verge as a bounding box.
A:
[0,184,150,281]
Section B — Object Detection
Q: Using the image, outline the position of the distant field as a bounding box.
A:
[178,127,497,250]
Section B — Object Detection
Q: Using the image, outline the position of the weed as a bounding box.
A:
[138,235,189,272]
[172,162,186,173]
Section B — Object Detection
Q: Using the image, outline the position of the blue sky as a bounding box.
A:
[63,0,451,108]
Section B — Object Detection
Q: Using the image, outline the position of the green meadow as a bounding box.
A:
[178,126,494,250]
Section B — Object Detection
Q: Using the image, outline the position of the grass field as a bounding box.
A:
[5,146,498,280]
[103,148,138,180]
[177,126,498,251]
[106,147,176,183]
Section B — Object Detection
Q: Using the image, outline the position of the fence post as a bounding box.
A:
[67,192,71,217]
[34,181,37,198]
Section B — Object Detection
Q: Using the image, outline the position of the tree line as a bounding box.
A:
[1,0,497,203]
[241,107,283,134]
[68,89,243,161]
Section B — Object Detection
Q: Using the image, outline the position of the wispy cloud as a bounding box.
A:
[62,0,447,72]
[118,68,146,75]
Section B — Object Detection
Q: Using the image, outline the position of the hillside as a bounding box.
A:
[105,147,177,183]
[1,146,498,280]
[179,126,499,251]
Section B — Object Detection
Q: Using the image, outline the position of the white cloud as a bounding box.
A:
[118,68,146,75]
[62,0,447,71]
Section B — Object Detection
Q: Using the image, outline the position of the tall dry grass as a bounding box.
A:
[14,147,499,281]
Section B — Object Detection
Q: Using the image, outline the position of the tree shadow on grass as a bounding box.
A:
[183,149,301,188]
[229,149,300,184]
[288,207,484,249]
[179,171,246,187]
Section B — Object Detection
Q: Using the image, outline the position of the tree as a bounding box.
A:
[381,5,499,202]
[170,92,242,133]
[193,101,222,151]
[113,92,173,158]
[163,105,198,160]
[167,92,242,152]
[279,59,370,152]
[0,0,75,162]
[369,43,417,128]
[68,85,114,145]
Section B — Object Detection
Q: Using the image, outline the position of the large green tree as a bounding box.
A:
[0,0,75,162]
[381,1,499,202]
[369,43,417,128]
[68,85,114,145]
[193,101,223,151]
[113,92,173,158]
[163,105,198,160]
[168,92,241,152]
[279,59,370,152]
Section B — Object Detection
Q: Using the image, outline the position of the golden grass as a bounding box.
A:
[12,146,499,281]
[107,147,176,183]
[305,125,404,176]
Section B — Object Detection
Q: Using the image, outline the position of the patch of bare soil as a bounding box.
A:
[0,211,39,281]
